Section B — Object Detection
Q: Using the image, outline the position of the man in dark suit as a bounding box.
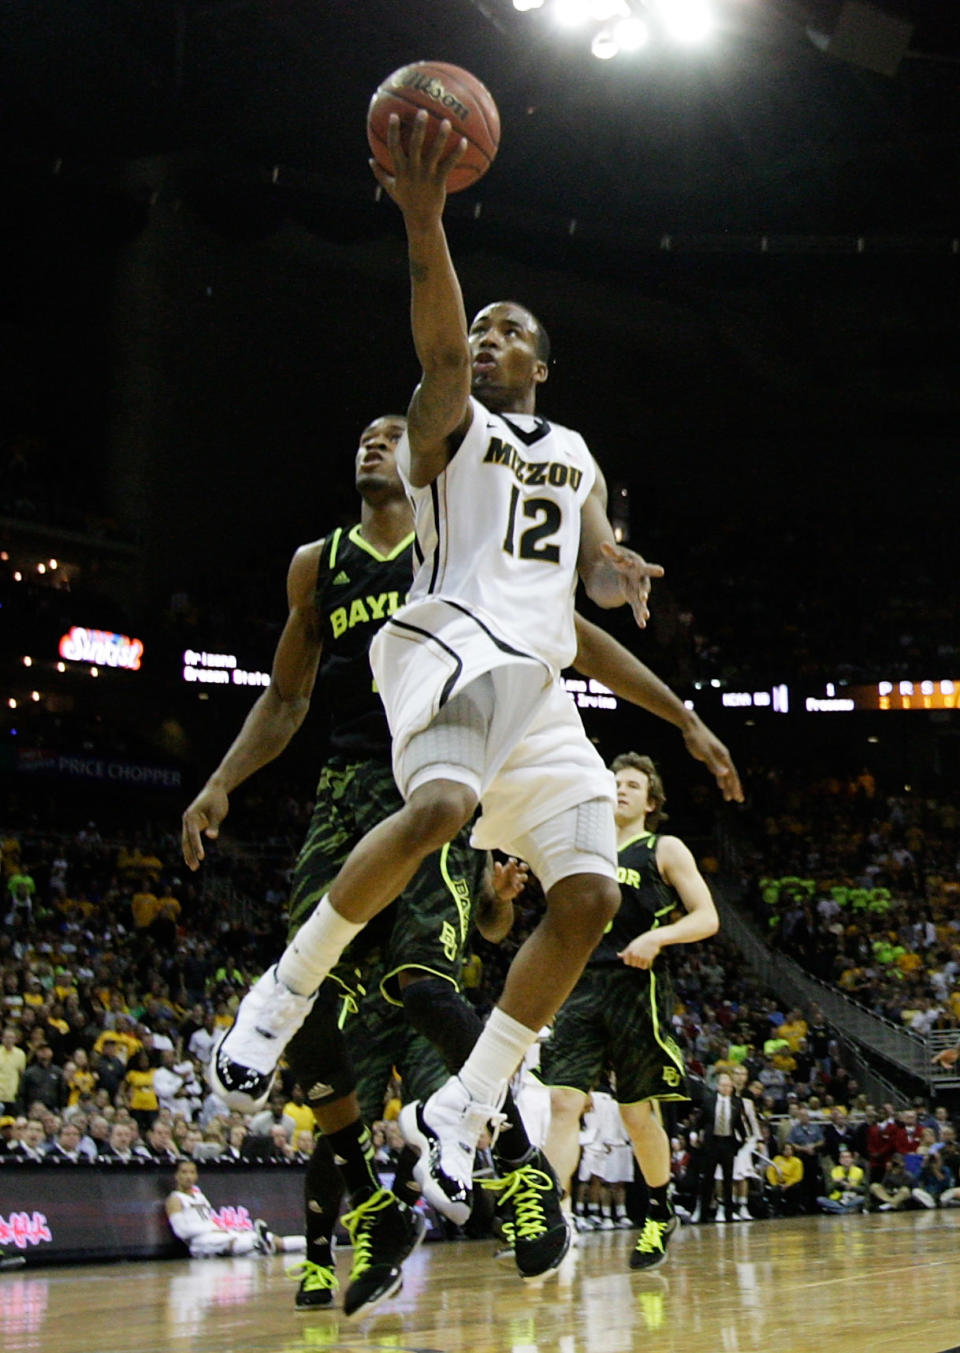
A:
[696,1073,747,1222]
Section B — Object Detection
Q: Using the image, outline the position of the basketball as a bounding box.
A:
[367,61,500,193]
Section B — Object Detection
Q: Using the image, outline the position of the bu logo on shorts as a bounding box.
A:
[440,921,459,962]
[662,1066,680,1088]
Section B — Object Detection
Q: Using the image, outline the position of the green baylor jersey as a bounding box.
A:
[591,830,678,966]
[314,523,415,757]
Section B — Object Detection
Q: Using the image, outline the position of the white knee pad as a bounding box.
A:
[509,798,617,894]
[401,673,495,798]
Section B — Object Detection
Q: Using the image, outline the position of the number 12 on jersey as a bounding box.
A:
[502,487,562,565]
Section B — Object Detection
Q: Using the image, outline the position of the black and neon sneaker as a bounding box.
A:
[287,1259,340,1309]
[484,1149,570,1280]
[630,1212,678,1271]
[493,1218,516,1262]
[341,1188,426,1319]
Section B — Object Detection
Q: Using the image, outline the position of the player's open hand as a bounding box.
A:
[682,716,745,803]
[599,541,664,628]
[369,110,467,228]
[181,783,230,871]
[493,856,530,902]
[932,1047,959,1068]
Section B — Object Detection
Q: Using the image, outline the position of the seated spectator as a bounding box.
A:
[199,1087,231,1129]
[912,1151,954,1208]
[200,1124,227,1157]
[268,1123,295,1162]
[144,1119,180,1164]
[11,1119,47,1162]
[100,1121,138,1162]
[249,1090,295,1143]
[894,1109,923,1158]
[817,1147,867,1214]
[218,1123,248,1164]
[45,1122,86,1163]
[292,1128,316,1162]
[0,1115,20,1155]
[764,1142,804,1216]
[869,1154,915,1211]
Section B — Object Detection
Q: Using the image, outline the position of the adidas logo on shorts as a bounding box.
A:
[332,571,350,585]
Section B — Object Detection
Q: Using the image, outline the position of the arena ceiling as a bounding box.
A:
[1,0,957,563]
[2,0,958,235]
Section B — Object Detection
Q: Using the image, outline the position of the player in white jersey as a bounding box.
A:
[165,1160,306,1259]
[206,109,741,1281]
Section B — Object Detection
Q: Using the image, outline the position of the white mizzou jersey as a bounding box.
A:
[397,396,597,677]
[168,1186,220,1242]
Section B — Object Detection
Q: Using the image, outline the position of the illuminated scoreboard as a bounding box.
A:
[806,680,959,713]
[859,679,957,711]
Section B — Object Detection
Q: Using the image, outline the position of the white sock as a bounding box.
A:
[278,1235,307,1254]
[276,896,364,996]
[458,1006,537,1104]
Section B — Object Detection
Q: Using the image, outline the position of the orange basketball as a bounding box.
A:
[367,61,500,193]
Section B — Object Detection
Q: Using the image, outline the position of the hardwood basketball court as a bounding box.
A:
[4,1212,958,1353]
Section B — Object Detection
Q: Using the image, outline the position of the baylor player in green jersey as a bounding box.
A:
[541,752,719,1272]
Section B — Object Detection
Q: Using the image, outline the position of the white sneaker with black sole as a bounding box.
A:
[398,1076,503,1226]
[207,965,316,1112]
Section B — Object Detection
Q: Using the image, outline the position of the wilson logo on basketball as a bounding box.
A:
[397,70,469,122]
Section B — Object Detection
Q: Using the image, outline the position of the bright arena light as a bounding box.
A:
[588,0,630,19]
[591,28,620,58]
[517,0,712,56]
[613,14,649,49]
[554,0,593,27]
[658,0,714,43]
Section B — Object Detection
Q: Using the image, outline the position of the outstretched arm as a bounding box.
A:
[370,112,472,487]
[181,543,323,870]
[618,836,719,969]
[572,614,744,803]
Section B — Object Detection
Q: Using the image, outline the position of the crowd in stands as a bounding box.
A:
[2,819,959,1236]
[734,768,960,1032]
[662,950,960,1220]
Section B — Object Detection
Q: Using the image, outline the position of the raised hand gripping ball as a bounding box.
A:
[367,60,500,193]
